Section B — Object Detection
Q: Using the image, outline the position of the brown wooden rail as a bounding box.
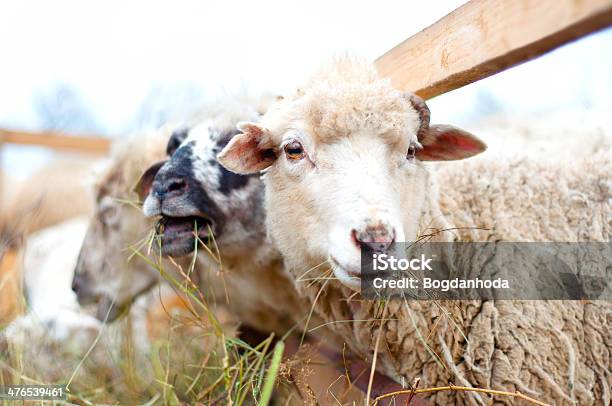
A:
[376,0,612,99]
[0,128,111,154]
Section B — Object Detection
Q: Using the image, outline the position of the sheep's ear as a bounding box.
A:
[217,122,277,174]
[134,161,166,201]
[416,125,486,161]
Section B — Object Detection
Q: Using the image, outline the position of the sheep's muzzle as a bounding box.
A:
[155,215,215,257]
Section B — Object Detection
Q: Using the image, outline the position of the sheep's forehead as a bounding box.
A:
[173,123,254,208]
[95,163,128,201]
[179,123,240,181]
[183,122,218,155]
[270,82,420,148]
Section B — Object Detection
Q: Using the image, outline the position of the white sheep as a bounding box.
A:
[71,127,181,321]
[218,59,611,405]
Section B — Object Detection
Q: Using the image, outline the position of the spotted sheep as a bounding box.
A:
[217,59,612,405]
[73,95,319,338]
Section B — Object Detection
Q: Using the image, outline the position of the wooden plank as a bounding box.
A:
[376,0,612,99]
[0,128,111,154]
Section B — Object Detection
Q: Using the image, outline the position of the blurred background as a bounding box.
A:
[1,0,611,182]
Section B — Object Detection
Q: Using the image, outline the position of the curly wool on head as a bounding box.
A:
[264,58,420,145]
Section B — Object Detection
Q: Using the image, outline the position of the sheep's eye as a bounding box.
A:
[284,141,305,161]
[407,144,417,160]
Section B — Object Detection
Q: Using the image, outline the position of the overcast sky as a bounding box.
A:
[1,0,611,175]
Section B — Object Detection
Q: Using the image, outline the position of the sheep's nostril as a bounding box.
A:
[364,239,394,253]
[71,274,83,294]
[151,173,188,199]
[167,178,186,193]
[352,225,395,253]
[351,229,361,249]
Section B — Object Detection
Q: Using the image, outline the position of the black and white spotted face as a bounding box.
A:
[141,122,266,257]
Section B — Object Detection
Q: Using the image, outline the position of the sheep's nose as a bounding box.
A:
[71,273,85,294]
[153,176,187,198]
[352,224,395,253]
[72,271,97,304]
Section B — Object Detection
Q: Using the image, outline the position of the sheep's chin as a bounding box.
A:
[330,257,361,291]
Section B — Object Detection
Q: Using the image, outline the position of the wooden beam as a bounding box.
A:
[0,128,111,154]
[376,0,612,99]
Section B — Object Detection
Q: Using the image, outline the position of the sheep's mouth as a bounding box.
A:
[155,215,215,257]
[329,256,362,291]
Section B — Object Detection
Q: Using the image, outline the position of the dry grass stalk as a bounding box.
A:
[372,383,551,406]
